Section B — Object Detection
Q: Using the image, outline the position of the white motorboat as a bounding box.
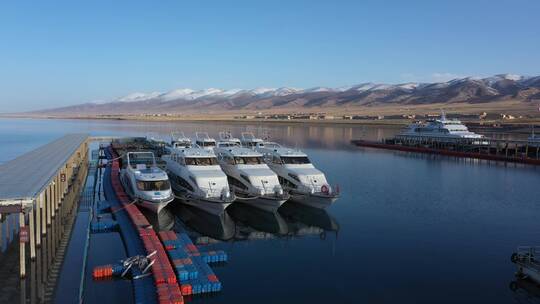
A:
[242,133,339,209]
[195,132,217,150]
[165,132,192,154]
[162,144,235,215]
[120,151,174,213]
[214,133,288,212]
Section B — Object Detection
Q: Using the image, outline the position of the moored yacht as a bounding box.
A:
[120,151,174,213]
[162,144,235,215]
[195,132,217,150]
[165,132,192,154]
[243,134,339,209]
[396,112,486,144]
[214,135,288,212]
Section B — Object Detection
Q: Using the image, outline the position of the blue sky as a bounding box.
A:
[0,0,539,111]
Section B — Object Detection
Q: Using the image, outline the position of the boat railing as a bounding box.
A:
[195,132,212,141]
[199,184,224,198]
[241,132,256,141]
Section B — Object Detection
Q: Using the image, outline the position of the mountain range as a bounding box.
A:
[28,74,540,115]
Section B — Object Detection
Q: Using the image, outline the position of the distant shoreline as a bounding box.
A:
[2,114,540,129]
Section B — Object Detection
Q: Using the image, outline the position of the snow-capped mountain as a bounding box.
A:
[31,74,540,115]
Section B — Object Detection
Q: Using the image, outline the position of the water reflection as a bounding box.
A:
[228,204,289,236]
[165,200,340,244]
[509,279,540,302]
[10,118,399,151]
[279,202,339,238]
[142,207,175,231]
[172,203,236,241]
[0,213,19,253]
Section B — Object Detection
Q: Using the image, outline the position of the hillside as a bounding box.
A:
[22,74,540,116]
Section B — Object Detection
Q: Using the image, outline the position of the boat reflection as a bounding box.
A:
[227,204,289,237]
[168,199,340,244]
[171,203,236,241]
[278,202,339,239]
[509,278,540,301]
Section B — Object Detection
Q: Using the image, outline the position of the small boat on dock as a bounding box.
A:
[119,151,174,213]
[214,133,288,212]
[241,133,339,209]
[162,143,235,215]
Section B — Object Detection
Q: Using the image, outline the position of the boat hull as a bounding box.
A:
[235,196,287,212]
[135,198,173,213]
[289,192,338,209]
[180,198,232,216]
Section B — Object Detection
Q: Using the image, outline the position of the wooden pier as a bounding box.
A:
[0,134,89,278]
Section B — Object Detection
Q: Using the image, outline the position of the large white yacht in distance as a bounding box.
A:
[162,144,235,215]
[120,151,174,213]
[396,112,486,144]
[215,133,289,212]
[242,133,339,209]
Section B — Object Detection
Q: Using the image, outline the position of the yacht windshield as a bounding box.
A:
[234,156,264,165]
[136,180,170,191]
[129,153,155,169]
[281,156,311,164]
[244,142,262,148]
[185,157,219,166]
[219,142,239,147]
[198,142,216,148]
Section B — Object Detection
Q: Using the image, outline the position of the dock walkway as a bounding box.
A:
[0,133,89,279]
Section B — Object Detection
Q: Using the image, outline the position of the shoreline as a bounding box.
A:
[1,114,540,128]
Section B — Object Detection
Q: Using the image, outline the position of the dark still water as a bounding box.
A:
[1,118,539,303]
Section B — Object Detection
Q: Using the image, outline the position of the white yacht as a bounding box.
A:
[165,132,192,154]
[243,134,339,209]
[214,133,288,212]
[218,131,241,146]
[162,145,235,215]
[396,112,486,144]
[147,133,167,148]
[195,132,217,150]
[120,151,174,213]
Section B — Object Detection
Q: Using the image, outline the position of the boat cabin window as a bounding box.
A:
[219,142,239,147]
[185,157,218,166]
[281,156,311,164]
[136,180,171,191]
[197,141,216,148]
[244,142,262,148]
[234,156,264,165]
[128,154,155,169]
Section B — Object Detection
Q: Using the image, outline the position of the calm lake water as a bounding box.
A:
[1,118,539,303]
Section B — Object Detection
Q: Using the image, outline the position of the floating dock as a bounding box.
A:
[351,137,540,166]
[0,134,230,303]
